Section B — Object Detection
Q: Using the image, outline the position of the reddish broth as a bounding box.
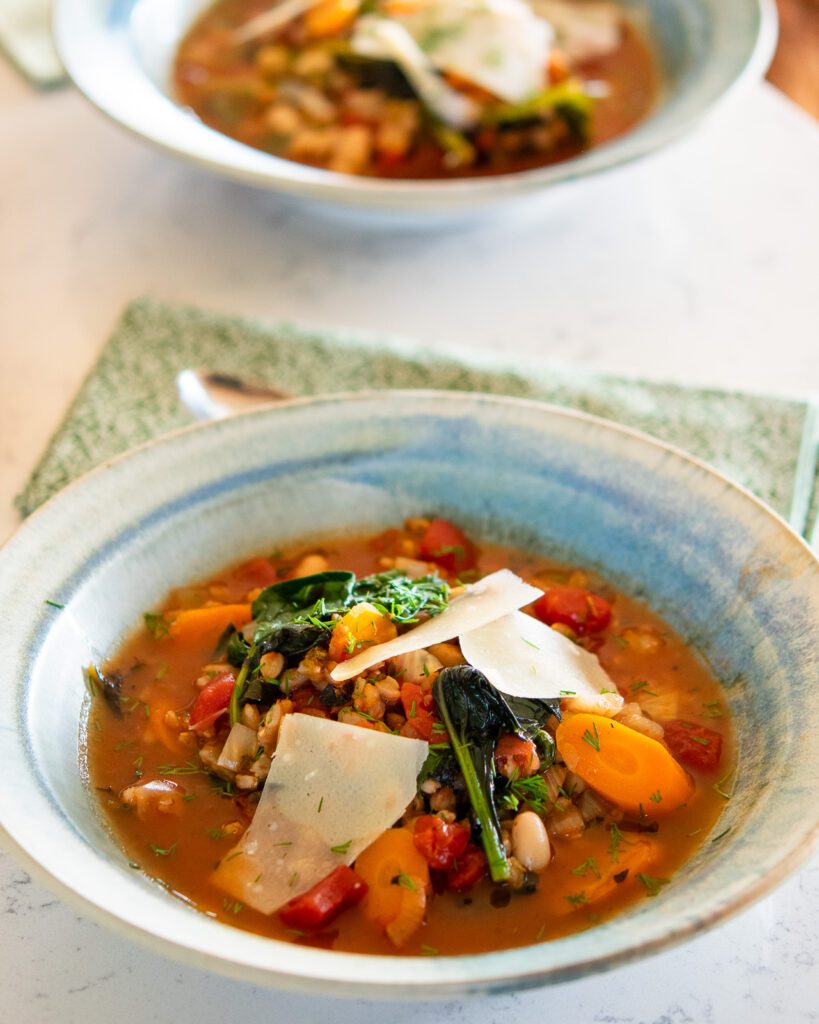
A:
[87,528,732,956]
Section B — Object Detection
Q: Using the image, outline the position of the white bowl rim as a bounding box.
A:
[52,0,779,211]
[0,389,817,999]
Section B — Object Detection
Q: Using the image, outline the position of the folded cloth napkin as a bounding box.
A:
[0,0,64,87]
[16,297,819,546]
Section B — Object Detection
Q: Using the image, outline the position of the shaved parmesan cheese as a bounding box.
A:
[330,569,541,683]
[531,0,622,63]
[391,0,553,103]
[351,16,481,128]
[212,714,427,914]
[459,609,624,714]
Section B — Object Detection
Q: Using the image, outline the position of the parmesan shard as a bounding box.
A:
[459,609,624,713]
[212,714,428,914]
[330,569,542,683]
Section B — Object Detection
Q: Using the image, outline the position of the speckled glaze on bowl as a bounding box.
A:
[0,392,817,998]
[52,0,777,215]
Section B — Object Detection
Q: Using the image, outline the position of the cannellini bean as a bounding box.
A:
[257,699,293,753]
[511,811,551,871]
[259,651,285,681]
[292,553,330,577]
[426,642,466,668]
[390,649,442,687]
[429,786,456,813]
[120,779,186,820]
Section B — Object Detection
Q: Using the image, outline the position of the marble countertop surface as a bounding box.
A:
[0,53,818,1023]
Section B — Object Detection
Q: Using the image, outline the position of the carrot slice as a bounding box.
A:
[355,828,429,947]
[552,838,657,915]
[305,0,360,37]
[168,604,252,648]
[556,713,693,817]
[145,704,187,755]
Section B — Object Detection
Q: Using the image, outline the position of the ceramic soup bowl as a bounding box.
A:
[0,392,816,996]
[53,0,777,215]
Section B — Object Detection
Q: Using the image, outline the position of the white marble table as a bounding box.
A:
[1,54,818,1023]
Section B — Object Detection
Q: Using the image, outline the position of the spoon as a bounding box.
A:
[176,368,291,421]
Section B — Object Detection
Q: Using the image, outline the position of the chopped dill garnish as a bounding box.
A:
[570,857,601,879]
[500,774,552,815]
[144,611,171,640]
[205,827,226,840]
[711,827,731,844]
[565,892,588,906]
[420,944,439,956]
[148,842,177,857]
[397,872,417,891]
[702,700,723,718]
[330,840,352,855]
[157,761,205,776]
[649,789,663,804]
[582,722,601,751]
[636,873,669,897]
[44,599,65,610]
[712,769,735,800]
[609,822,624,863]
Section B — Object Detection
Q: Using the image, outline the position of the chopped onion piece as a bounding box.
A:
[217,723,258,772]
[330,569,541,682]
[459,609,623,713]
[212,714,428,914]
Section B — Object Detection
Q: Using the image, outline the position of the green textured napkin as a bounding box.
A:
[0,0,64,88]
[16,297,819,546]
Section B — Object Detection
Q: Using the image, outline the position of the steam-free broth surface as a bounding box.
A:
[87,523,732,955]
[173,0,660,179]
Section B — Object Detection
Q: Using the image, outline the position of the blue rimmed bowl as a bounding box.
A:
[0,391,816,996]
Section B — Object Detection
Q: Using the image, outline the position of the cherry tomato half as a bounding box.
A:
[533,585,612,636]
[401,683,446,742]
[189,671,235,731]
[446,845,487,892]
[413,815,471,871]
[419,519,475,574]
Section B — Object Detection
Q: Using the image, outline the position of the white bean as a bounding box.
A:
[511,811,551,871]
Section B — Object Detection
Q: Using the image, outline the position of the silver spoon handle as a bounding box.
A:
[177,368,292,421]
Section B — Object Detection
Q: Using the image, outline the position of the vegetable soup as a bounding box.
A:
[174,0,660,178]
[86,518,733,956]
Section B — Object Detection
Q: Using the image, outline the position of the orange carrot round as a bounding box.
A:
[556,713,693,817]
[354,828,429,947]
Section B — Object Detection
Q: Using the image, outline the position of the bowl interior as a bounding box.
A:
[53,0,775,213]
[1,393,816,996]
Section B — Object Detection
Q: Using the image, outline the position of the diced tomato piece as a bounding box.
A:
[494,734,540,778]
[278,866,368,930]
[189,671,235,730]
[401,683,446,742]
[663,720,724,771]
[446,845,487,892]
[413,815,471,871]
[233,557,280,590]
[290,687,327,715]
[418,518,476,574]
[533,586,612,636]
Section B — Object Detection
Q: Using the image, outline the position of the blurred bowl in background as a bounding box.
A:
[53,0,776,216]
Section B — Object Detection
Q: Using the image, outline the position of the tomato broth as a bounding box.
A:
[86,522,732,956]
